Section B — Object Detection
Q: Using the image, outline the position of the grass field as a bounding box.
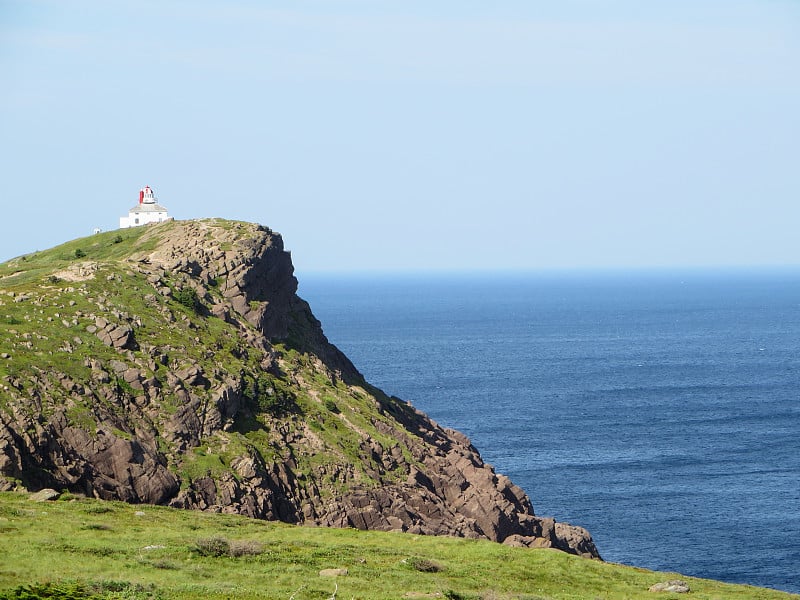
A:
[0,492,795,600]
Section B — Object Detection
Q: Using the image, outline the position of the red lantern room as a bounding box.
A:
[140,185,155,204]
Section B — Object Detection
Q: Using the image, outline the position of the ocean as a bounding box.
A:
[297,269,800,594]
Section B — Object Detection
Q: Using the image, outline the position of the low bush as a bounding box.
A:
[245,374,300,416]
[193,537,263,558]
[194,536,230,557]
[229,540,264,557]
[0,582,99,599]
[409,557,443,573]
[173,287,200,313]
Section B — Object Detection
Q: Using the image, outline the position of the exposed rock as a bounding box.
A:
[176,364,207,387]
[649,580,691,593]
[52,262,99,282]
[319,568,348,577]
[29,488,60,502]
[93,317,136,350]
[554,521,599,558]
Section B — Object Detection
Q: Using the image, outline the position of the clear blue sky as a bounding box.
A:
[2,1,799,274]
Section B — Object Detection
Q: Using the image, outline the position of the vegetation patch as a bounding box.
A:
[0,582,100,600]
[81,523,112,532]
[65,404,96,432]
[81,505,114,515]
[244,373,301,417]
[180,449,227,483]
[228,539,264,557]
[194,537,230,557]
[173,287,201,313]
[192,536,264,558]
[409,557,445,573]
[0,490,795,600]
[0,581,162,600]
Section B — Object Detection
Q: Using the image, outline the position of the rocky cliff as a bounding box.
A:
[0,219,599,558]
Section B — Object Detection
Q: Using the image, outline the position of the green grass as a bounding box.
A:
[0,492,795,600]
[0,226,157,287]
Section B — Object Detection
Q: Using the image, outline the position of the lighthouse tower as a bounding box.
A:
[119,185,170,228]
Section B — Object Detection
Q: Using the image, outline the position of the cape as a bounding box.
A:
[0,219,599,558]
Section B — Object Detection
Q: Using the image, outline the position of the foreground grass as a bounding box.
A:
[0,493,795,600]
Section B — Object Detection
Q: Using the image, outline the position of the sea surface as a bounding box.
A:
[297,269,800,594]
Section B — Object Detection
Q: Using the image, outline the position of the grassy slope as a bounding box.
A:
[0,492,796,600]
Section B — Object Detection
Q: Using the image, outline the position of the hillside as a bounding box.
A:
[2,491,796,600]
[0,219,595,556]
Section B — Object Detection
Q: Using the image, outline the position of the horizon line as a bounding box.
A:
[295,263,800,278]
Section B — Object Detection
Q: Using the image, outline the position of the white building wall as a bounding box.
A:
[120,211,169,229]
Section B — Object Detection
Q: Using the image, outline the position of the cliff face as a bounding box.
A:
[0,219,598,558]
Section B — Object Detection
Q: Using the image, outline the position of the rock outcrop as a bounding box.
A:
[0,219,599,558]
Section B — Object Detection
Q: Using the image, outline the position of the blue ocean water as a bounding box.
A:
[297,270,800,594]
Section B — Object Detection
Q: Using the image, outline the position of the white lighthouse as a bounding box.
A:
[119,185,170,228]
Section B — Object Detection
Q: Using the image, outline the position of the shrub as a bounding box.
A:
[173,287,200,313]
[409,557,444,573]
[112,235,123,244]
[323,398,340,413]
[74,249,86,259]
[0,582,100,599]
[443,592,471,600]
[245,374,300,416]
[194,536,230,557]
[229,539,264,557]
[94,581,159,599]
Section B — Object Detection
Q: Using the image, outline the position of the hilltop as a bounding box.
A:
[0,219,596,557]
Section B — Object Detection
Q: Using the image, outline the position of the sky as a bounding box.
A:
[1,0,799,274]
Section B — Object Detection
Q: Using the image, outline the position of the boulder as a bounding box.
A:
[29,488,60,502]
